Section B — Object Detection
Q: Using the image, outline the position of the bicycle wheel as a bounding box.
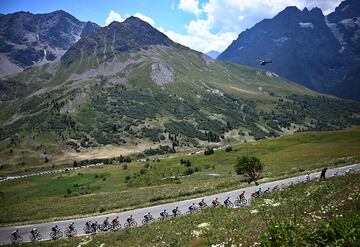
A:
[241,198,247,205]
[131,221,138,227]
[50,232,56,239]
[142,219,147,225]
[234,200,241,207]
[30,234,35,242]
[36,233,42,240]
[124,222,130,228]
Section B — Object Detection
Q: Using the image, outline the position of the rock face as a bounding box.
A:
[150,63,175,86]
[218,0,360,101]
[61,16,174,66]
[0,10,99,77]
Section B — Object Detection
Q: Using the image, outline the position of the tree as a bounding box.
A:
[234,156,263,185]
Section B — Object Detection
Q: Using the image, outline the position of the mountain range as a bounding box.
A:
[0,10,99,77]
[0,8,359,173]
[218,0,360,101]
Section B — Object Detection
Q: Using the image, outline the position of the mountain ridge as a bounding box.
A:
[0,10,100,77]
[218,0,360,101]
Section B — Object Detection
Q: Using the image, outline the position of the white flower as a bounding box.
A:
[250,209,258,214]
[198,222,210,229]
[192,230,202,237]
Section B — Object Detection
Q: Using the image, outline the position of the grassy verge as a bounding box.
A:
[0,127,359,225]
[15,171,360,246]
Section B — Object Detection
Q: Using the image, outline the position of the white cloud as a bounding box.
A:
[104,0,343,53]
[105,10,124,26]
[178,0,202,15]
[134,12,155,26]
[165,0,343,53]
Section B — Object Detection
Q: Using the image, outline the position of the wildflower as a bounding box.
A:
[250,209,258,214]
[272,202,280,207]
[192,230,201,237]
[197,222,210,229]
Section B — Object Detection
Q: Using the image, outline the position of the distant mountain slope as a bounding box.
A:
[206,50,220,59]
[0,16,359,172]
[0,10,99,77]
[218,0,360,101]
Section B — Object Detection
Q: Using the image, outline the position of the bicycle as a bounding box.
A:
[124,220,137,228]
[172,209,182,217]
[234,197,247,207]
[224,200,234,208]
[186,207,198,215]
[29,231,42,241]
[10,233,23,244]
[50,229,63,239]
[83,225,95,234]
[110,221,122,231]
[99,223,111,232]
[142,216,155,225]
[64,228,77,237]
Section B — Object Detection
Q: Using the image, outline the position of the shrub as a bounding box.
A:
[204,147,214,156]
[183,167,194,176]
[225,146,233,152]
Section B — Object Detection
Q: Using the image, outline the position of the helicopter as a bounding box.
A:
[260,59,272,66]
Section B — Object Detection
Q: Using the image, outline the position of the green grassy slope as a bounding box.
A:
[0,127,359,225]
[15,170,360,247]
[0,45,359,174]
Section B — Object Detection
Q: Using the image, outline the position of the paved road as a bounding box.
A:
[0,163,359,245]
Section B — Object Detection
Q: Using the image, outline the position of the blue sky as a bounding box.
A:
[0,0,343,53]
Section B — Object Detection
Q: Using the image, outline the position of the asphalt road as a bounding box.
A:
[0,163,358,245]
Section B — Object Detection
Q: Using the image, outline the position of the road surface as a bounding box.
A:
[0,163,358,245]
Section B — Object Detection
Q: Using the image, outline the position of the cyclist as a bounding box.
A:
[272,185,279,191]
[144,212,152,222]
[189,203,196,211]
[112,216,119,225]
[345,168,353,174]
[304,174,310,182]
[212,198,219,207]
[172,206,179,217]
[91,221,98,232]
[85,221,91,229]
[320,168,327,180]
[127,215,134,224]
[239,191,245,199]
[264,187,271,193]
[160,209,168,218]
[30,228,38,237]
[224,197,231,206]
[51,225,59,234]
[198,199,206,208]
[255,187,262,197]
[103,217,110,227]
[12,229,20,240]
[69,222,75,231]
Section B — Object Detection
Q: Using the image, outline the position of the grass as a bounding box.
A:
[14,169,360,246]
[0,127,359,225]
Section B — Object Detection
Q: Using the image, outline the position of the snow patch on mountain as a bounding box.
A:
[299,22,314,29]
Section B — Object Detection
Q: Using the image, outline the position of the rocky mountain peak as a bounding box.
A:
[62,16,174,66]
